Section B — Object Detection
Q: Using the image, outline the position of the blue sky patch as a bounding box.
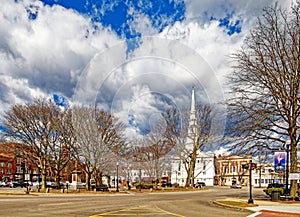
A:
[218,14,242,35]
[53,94,67,107]
[39,0,185,51]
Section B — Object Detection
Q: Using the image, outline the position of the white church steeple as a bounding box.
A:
[186,86,197,151]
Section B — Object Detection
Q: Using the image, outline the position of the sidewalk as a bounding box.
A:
[215,198,300,217]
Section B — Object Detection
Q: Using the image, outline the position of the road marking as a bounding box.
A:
[155,205,185,217]
[247,212,262,217]
[90,205,185,217]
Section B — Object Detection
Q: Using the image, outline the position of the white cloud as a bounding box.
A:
[0,0,121,115]
[0,0,295,142]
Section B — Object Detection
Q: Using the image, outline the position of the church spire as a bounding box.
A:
[190,85,196,119]
[186,86,197,150]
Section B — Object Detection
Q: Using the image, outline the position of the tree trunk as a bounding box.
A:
[185,166,191,187]
[86,172,91,191]
[290,139,298,199]
[41,172,47,189]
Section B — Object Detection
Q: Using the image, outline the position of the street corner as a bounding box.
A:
[213,198,258,211]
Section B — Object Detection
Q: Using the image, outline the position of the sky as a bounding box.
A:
[0,0,295,143]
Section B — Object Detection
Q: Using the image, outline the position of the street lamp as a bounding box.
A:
[116,162,119,192]
[285,142,290,201]
[139,168,142,192]
[247,160,255,204]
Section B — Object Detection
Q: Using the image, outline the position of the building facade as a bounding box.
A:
[171,152,215,186]
[0,142,76,185]
[252,163,278,187]
[216,154,252,186]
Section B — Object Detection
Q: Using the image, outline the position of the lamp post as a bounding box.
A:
[116,162,119,192]
[285,143,290,201]
[139,168,142,192]
[248,160,254,204]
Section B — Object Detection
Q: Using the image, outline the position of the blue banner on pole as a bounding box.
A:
[274,152,286,172]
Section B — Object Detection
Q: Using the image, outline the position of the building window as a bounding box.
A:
[33,168,39,174]
[232,166,236,173]
[16,158,22,164]
[255,179,257,184]
[0,169,3,174]
[7,163,12,168]
[7,169,11,174]
[261,179,264,184]
[0,162,4,167]
[16,167,22,173]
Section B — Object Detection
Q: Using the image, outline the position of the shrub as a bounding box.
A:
[263,188,284,197]
[134,183,153,189]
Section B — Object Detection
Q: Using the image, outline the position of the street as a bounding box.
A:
[0,187,264,217]
[0,186,264,217]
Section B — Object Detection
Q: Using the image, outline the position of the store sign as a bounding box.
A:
[274,152,286,172]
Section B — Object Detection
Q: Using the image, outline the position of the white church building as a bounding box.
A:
[170,87,216,187]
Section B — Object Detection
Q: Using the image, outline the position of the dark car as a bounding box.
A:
[195,182,206,188]
[267,183,284,189]
[9,181,29,188]
[94,184,109,191]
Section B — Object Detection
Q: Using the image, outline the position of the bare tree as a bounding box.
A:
[48,108,76,188]
[129,117,175,188]
[184,104,214,187]
[4,98,72,189]
[227,3,300,198]
[71,106,126,190]
[164,104,215,187]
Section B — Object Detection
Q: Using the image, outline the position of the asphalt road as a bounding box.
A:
[0,186,264,217]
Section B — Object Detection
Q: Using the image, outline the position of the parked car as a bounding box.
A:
[230,184,242,189]
[267,183,284,189]
[0,181,9,187]
[195,182,206,188]
[9,181,29,188]
[94,184,109,191]
[161,182,172,187]
[47,181,60,189]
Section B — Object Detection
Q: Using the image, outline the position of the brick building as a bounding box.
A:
[216,154,252,186]
[0,142,78,184]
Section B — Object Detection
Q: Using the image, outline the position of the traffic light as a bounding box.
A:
[251,163,257,169]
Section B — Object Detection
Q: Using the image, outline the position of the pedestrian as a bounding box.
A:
[66,182,69,193]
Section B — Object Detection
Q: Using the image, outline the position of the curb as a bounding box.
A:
[212,200,256,213]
